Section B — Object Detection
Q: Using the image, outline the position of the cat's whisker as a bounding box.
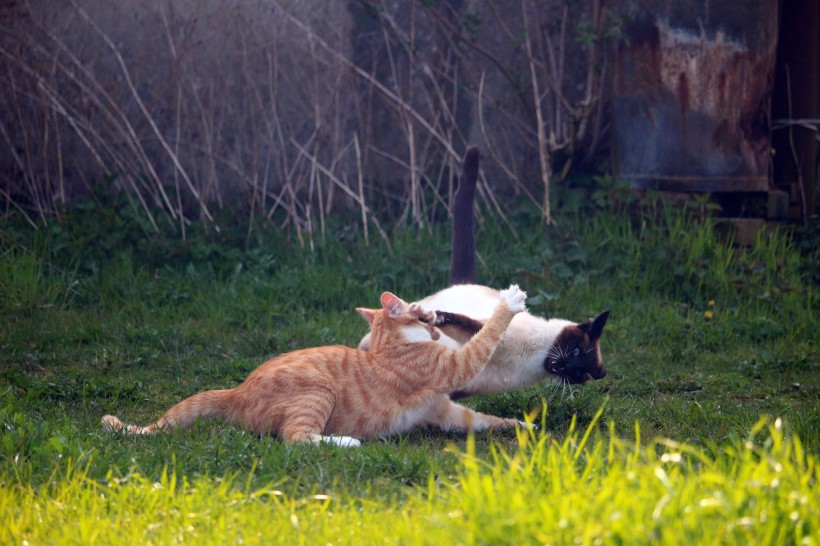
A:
[545,379,561,401]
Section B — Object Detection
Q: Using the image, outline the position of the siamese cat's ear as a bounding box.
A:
[356,308,378,325]
[579,310,610,340]
[380,292,406,317]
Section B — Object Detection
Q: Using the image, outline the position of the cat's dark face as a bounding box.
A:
[544,311,609,384]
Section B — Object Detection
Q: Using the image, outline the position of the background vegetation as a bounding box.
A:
[1,180,817,543]
[1,0,619,232]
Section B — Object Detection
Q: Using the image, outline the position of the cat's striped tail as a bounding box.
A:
[101,389,232,435]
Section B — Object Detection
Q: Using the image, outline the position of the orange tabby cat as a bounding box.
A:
[101,285,527,446]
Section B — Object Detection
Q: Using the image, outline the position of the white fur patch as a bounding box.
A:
[434,333,463,349]
[318,435,361,447]
[399,324,435,343]
[499,284,527,312]
[418,284,500,319]
[387,404,434,435]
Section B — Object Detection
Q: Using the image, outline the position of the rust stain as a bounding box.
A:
[612,15,778,183]
[678,72,689,140]
[613,18,661,96]
[716,71,727,112]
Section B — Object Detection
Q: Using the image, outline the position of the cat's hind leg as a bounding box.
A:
[425,396,525,433]
[278,391,361,447]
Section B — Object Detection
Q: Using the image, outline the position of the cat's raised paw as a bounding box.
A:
[499,284,527,313]
[408,302,436,323]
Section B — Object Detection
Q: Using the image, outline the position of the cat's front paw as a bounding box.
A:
[499,284,527,313]
[408,302,436,323]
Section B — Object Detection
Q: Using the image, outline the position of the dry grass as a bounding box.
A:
[0,0,618,236]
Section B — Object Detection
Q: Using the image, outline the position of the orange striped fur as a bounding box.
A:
[101,285,527,446]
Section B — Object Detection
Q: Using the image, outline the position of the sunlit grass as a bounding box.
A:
[2,414,815,545]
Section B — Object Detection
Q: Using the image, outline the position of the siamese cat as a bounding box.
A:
[359,147,609,422]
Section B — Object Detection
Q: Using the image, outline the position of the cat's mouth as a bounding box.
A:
[544,359,606,384]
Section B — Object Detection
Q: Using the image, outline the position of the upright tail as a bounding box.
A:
[449,146,479,286]
[101,389,232,435]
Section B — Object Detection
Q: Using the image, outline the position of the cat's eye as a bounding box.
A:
[572,347,580,357]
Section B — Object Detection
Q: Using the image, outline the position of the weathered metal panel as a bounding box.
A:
[612,1,779,192]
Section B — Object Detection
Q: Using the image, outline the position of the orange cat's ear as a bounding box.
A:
[380,292,405,317]
[356,307,378,325]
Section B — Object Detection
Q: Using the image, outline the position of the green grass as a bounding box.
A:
[0,193,817,544]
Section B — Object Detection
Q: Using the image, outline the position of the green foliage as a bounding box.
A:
[0,188,817,543]
[0,246,77,313]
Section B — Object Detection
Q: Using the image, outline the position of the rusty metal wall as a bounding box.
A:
[611,0,779,192]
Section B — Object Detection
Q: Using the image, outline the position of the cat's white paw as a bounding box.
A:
[408,302,436,323]
[499,284,527,313]
[322,435,361,448]
[500,418,534,430]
